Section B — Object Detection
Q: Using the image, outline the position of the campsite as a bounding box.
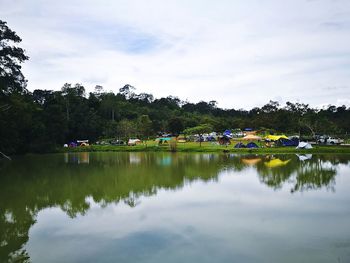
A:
[64,130,350,154]
[2,2,350,263]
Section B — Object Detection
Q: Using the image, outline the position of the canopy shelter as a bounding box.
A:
[156,137,172,142]
[244,128,258,135]
[242,134,262,141]
[156,137,172,145]
[77,140,89,146]
[265,135,288,141]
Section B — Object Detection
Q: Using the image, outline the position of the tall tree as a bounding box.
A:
[167,117,184,135]
[0,20,29,95]
[184,124,213,147]
[137,115,153,140]
[0,20,30,156]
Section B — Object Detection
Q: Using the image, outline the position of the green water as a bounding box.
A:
[0,152,349,263]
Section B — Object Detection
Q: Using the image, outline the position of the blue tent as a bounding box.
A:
[278,138,299,147]
[207,136,216,141]
[290,137,299,146]
[223,130,232,136]
[234,142,246,148]
[69,142,77,147]
[246,142,259,148]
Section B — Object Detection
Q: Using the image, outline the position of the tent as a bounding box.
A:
[289,137,300,146]
[218,136,231,145]
[223,129,231,135]
[296,142,313,149]
[234,142,246,148]
[277,138,299,147]
[128,139,141,146]
[223,130,233,138]
[242,134,262,140]
[69,142,77,147]
[246,142,259,148]
[265,135,288,141]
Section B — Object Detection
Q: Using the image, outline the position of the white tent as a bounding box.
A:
[128,139,141,146]
[296,142,313,149]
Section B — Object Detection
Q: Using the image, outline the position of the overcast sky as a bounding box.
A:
[1,0,350,109]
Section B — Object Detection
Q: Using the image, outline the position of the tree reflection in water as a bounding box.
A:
[0,152,348,262]
[252,154,338,193]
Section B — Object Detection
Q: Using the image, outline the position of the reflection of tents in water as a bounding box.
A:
[129,153,141,164]
[241,158,262,165]
[64,152,90,164]
[296,154,312,161]
[264,158,291,168]
[157,156,172,166]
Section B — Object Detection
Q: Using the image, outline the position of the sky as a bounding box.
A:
[1,0,350,109]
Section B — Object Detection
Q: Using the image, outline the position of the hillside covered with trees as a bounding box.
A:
[1,19,350,155]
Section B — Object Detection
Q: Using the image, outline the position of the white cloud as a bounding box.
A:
[1,0,350,109]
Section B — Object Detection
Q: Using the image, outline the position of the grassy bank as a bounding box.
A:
[61,141,350,154]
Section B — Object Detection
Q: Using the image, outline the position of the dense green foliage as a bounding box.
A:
[4,84,350,156]
[1,20,350,155]
[3,83,350,155]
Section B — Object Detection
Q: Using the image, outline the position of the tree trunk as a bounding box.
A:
[0,151,11,160]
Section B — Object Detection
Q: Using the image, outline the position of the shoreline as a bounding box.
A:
[60,144,350,154]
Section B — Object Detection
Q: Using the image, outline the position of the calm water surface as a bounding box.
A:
[1,152,350,263]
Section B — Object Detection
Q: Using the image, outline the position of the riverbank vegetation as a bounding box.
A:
[62,141,350,154]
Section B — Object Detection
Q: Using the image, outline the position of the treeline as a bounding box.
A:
[1,82,350,154]
[1,19,350,154]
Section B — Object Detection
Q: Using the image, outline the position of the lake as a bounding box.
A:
[1,152,350,263]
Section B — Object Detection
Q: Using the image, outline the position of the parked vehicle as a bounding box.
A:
[317,136,344,145]
[110,140,125,145]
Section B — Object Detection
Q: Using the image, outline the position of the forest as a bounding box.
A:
[1,19,350,154]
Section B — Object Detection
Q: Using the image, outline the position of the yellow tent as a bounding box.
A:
[242,134,262,140]
[265,135,288,141]
[264,158,290,168]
